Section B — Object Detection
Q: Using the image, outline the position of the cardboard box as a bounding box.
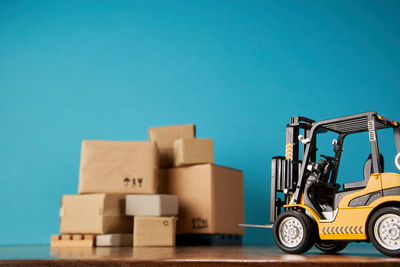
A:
[159,164,245,235]
[126,194,178,216]
[78,140,159,194]
[133,216,177,247]
[148,124,195,167]
[96,234,133,247]
[173,138,214,167]
[60,194,132,234]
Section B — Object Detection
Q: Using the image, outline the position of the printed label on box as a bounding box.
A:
[192,217,208,229]
[123,177,144,187]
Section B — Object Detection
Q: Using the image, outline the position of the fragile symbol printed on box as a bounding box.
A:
[192,217,208,229]
[122,177,143,187]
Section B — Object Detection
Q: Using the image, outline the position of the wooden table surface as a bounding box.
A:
[0,244,399,266]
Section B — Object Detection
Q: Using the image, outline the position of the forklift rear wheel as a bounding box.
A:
[314,240,348,254]
[368,207,400,257]
[273,210,314,254]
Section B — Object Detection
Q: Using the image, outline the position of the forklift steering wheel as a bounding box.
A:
[395,153,400,171]
[318,155,336,183]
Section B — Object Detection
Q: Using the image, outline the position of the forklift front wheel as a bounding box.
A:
[273,210,314,254]
[368,207,400,257]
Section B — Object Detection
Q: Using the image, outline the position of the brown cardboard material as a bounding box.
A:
[173,138,214,167]
[60,194,132,234]
[159,164,245,235]
[133,216,177,247]
[148,124,196,167]
[78,140,159,194]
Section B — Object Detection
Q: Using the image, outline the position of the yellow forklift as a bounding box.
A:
[241,111,400,256]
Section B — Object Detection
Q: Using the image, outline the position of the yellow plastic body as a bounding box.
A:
[284,173,400,241]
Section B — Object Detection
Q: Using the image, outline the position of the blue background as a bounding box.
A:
[1,0,400,245]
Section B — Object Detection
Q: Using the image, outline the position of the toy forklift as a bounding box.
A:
[241,111,400,257]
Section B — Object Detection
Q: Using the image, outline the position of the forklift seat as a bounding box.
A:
[334,154,384,210]
[342,154,384,190]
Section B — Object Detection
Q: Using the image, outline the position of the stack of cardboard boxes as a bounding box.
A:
[51,124,244,247]
[150,124,245,244]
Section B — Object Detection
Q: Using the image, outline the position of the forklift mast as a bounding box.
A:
[270,116,316,223]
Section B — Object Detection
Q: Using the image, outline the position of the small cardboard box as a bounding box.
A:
[133,216,177,247]
[173,138,214,167]
[159,164,245,235]
[60,194,132,234]
[96,234,133,247]
[148,124,196,167]
[78,140,159,194]
[126,194,178,216]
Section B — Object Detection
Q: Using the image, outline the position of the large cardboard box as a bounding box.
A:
[133,216,177,247]
[78,140,159,194]
[148,124,195,167]
[126,194,178,216]
[173,138,214,167]
[159,164,245,235]
[60,194,132,234]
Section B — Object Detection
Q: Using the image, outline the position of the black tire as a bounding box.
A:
[368,207,400,257]
[314,239,348,254]
[273,210,315,254]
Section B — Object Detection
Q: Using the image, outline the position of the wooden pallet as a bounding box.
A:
[50,234,96,247]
